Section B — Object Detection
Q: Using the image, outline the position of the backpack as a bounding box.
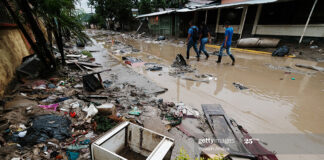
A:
[192,27,199,42]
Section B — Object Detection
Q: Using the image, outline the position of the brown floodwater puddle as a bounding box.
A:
[89,30,324,159]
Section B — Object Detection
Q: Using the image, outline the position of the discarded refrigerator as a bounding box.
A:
[91,121,174,160]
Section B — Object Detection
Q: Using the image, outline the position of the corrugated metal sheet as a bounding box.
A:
[137,0,277,18]
[199,0,278,10]
[137,10,175,18]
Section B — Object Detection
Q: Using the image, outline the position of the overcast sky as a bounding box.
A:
[75,0,92,13]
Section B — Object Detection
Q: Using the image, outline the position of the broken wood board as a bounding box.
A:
[201,104,254,159]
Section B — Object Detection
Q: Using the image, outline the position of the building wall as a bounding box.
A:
[253,0,324,38]
[148,14,173,36]
[255,24,324,37]
[0,28,32,96]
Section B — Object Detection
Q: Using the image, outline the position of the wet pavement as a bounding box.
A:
[87,30,324,159]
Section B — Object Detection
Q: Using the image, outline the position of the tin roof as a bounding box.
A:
[136,0,278,18]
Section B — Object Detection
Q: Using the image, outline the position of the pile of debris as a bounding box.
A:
[0,50,168,160]
[111,40,140,55]
[169,54,196,76]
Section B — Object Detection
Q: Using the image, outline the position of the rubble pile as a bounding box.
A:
[169,54,196,76]
[0,44,198,160]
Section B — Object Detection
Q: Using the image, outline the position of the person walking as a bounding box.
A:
[186,20,200,61]
[217,21,235,65]
[199,23,210,60]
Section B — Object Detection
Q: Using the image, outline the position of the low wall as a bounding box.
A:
[255,24,324,37]
[0,28,32,96]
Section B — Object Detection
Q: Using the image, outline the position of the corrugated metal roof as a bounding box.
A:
[200,0,278,10]
[137,0,278,18]
[177,0,277,12]
[136,10,175,18]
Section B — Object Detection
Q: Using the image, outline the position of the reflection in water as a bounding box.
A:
[214,72,224,96]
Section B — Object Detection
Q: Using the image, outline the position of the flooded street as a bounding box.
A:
[89,30,324,159]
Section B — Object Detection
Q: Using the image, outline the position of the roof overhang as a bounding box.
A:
[137,0,278,18]
[177,0,278,12]
[136,10,175,18]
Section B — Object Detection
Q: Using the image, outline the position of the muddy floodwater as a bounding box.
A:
[88,30,324,159]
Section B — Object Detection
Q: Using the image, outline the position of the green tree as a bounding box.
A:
[167,0,189,8]
[88,0,134,29]
[139,0,152,14]
[152,0,166,11]
[31,0,88,65]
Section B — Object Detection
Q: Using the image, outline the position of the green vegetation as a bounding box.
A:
[139,0,152,14]
[88,0,135,29]
[87,0,190,28]
[81,50,93,58]
[1,0,88,69]
[175,148,224,160]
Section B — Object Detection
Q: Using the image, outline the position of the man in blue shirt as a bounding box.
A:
[217,21,235,65]
[186,20,200,61]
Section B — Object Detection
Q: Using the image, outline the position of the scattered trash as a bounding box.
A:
[32,80,47,90]
[69,112,76,118]
[146,65,162,71]
[128,107,141,116]
[66,151,79,160]
[82,104,98,122]
[310,45,319,49]
[96,103,116,116]
[176,103,200,118]
[157,36,166,41]
[85,131,96,139]
[18,130,27,138]
[233,82,249,90]
[21,115,71,145]
[172,54,187,67]
[122,56,145,67]
[83,74,103,92]
[80,139,91,145]
[48,83,56,89]
[272,45,289,57]
[67,144,88,150]
[82,69,110,92]
[16,55,46,79]
[39,103,59,111]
